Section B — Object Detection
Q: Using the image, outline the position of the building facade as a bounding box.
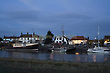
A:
[69,36,88,45]
[54,36,69,44]
[19,33,40,43]
[3,33,41,43]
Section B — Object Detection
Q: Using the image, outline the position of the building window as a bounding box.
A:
[64,42,66,44]
[59,41,62,43]
[60,37,62,40]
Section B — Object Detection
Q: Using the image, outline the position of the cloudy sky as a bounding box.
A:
[0,0,110,39]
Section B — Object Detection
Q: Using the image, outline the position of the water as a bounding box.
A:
[0,50,110,63]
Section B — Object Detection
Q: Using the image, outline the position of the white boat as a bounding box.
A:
[10,43,39,49]
[52,47,67,53]
[87,46,110,53]
[87,24,110,54]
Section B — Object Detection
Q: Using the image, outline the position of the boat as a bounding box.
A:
[6,42,52,53]
[51,47,67,53]
[12,43,39,49]
[87,24,110,54]
[4,43,39,52]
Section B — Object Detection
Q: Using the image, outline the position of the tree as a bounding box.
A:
[100,39,104,47]
[0,37,3,42]
[44,30,54,44]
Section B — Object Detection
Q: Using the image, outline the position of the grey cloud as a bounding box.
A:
[0,10,92,25]
[55,13,92,20]
[7,11,39,21]
[0,10,110,38]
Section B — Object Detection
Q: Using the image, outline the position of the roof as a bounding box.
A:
[4,33,40,39]
[55,36,69,40]
[70,36,88,40]
[20,34,39,38]
[63,36,69,40]
[20,34,33,37]
[4,36,19,39]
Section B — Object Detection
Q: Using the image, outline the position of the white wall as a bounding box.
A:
[54,36,68,44]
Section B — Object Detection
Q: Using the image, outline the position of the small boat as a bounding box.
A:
[52,47,67,53]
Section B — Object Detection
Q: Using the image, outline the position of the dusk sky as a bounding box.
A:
[0,0,110,39]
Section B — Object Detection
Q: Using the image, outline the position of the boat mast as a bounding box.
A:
[98,24,100,48]
[61,25,64,43]
[61,25,64,36]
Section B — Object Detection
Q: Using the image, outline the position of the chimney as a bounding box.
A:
[27,32,29,35]
[88,37,89,40]
[33,32,35,35]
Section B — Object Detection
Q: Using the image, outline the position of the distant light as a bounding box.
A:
[104,41,107,43]
[52,50,54,52]
[75,52,79,55]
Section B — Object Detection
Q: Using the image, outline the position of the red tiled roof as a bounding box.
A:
[70,36,87,40]
[20,34,33,37]
[20,34,39,37]
[4,33,39,39]
[4,36,19,39]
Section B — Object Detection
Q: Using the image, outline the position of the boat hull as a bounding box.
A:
[87,47,110,54]
[6,44,52,53]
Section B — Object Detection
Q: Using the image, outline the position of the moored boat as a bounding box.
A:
[12,43,39,49]
[87,24,110,54]
[87,46,110,54]
[51,47,67,53]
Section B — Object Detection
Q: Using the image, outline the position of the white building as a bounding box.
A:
[19,33,40,43]
[54,36,69,44]
[3,33,41,43]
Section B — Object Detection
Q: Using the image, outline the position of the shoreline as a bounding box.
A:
[0,57,110,73]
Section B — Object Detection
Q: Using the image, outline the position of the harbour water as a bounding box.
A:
[0,50,110,63]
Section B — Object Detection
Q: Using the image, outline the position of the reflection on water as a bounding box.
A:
[93,55,96,62]
[0,50,110,62]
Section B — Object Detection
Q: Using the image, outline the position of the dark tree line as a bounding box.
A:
[44,30,54,44]
[0,37,3,42]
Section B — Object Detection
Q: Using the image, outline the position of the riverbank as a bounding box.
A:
[0,58,110,73]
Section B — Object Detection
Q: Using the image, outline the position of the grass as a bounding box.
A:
[0,58,110,73]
